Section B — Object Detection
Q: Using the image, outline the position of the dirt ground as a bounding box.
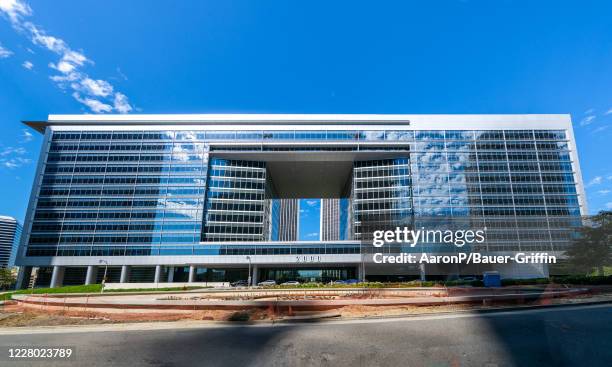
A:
[1,292,611,328]
[0,302,269,327]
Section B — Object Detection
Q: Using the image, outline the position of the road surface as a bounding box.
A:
[0,304,610,367]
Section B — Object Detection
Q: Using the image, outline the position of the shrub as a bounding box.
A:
[501,278,550,286]
[551,275,612,285]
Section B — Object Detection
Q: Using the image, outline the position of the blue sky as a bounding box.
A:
[1,0,612,226]
[299,199,321,241]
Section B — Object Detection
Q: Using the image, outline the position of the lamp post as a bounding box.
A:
[99,260,108,293]
[246,256,252,288]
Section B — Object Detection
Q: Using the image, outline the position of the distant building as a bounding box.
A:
[320,199,351,241]
[277,199,300,241]
[0,216,22,268]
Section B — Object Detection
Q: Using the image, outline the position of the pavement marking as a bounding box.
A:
[0,302,609,336]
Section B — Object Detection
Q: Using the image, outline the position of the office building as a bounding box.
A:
[15,114,586,287]
[0,216,22,268]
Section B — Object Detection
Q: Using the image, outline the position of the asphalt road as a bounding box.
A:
[0,304,610,367]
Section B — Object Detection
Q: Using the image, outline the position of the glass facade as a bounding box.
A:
[23,127,581,259]
[408,130,579,252]
[202,158,268,242]
[29,131,206,257]
[0,216,22,268]
[353,158,413,240]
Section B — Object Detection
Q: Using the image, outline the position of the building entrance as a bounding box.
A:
[259,267,357,283]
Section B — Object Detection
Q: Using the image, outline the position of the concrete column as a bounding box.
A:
[85,265,98,285]
[16,266,32,289]
[188,265,196,283]
[120,265,130,283]
[251,265,259,286]
[50,266,64,288]
[154,265,162,283]
[419,263,426,281]
[356,264,364,282]
[167,266,174,283]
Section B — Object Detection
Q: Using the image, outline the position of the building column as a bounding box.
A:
[120,265,130,283]
[167,266,174,283]
[357,264,365,282]
[50,266,64,288]
[188,265,196,283]
[154,265,162,283]
[419,263,426,281]
[16,266,32,289]
[251,265,259,286]
[85,265,98,285]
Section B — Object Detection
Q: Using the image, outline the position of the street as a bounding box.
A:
[0,304,610,367]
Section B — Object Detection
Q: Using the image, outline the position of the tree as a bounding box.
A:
[564,211,612,276]
[0,267,16,290]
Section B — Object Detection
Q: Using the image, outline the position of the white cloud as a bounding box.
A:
[49,71,79,85]
[27,25,67,53]
[114,92,132,113]
[77,78,114,97]
[0,0,31,23]
[586,176,603,187]
[0,43,13,58]
[20,129,33,142]
[606,202,612,210]
[597,189,611,195]
[591,125,610,134]
[0,146,26,156]
[584,108,595,115]
[580,115,596,126]
[72,92,112,113]
[305,199,319,207]
[21,60,32,69]
[304,232,319,238]
[0,0,133,114]
[605,109,612,116]
[50,60,75,73]
[82,99,112,113]
[1,156,30,168]
[0,145,30,169]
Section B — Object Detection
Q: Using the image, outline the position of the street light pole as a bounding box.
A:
[246,256,252,288]
[99,260,108,293]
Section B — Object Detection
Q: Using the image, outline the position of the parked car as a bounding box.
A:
[331,280,346,285]
[280,281,300,286]
[230,280,249,287]
[344,279,360,284]
[459,276,479,282]
[257,280,277,286]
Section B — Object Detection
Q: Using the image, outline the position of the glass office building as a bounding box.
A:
[15,114,587,288]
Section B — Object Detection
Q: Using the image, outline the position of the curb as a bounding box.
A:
[328,299,612,323]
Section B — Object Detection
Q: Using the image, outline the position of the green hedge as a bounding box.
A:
[551,275,612,285]
[0,284,214,301]
[501,278,550,286]
[0,284,103,301]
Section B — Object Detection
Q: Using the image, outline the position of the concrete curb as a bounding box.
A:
[332,299,612,323]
